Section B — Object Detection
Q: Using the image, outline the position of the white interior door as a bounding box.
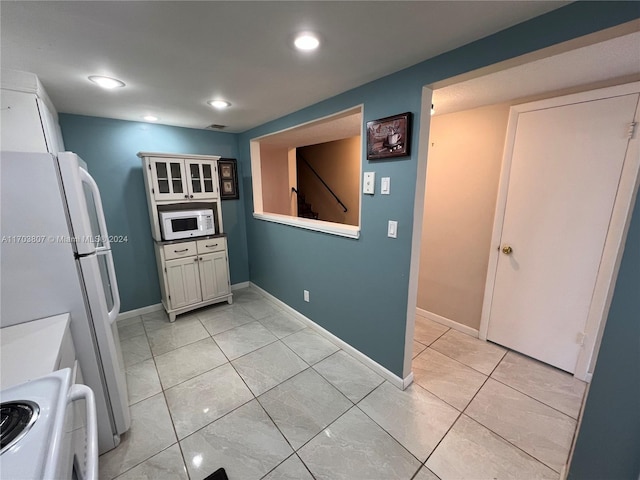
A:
[486,91,639,373]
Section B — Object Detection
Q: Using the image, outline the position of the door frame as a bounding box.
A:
[479,82,640,381]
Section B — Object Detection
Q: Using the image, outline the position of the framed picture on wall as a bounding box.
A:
[366,112,412,160]
[218,158,239,200]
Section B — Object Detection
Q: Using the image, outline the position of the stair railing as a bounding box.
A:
[297,153,348,213]
[291,187,319,220]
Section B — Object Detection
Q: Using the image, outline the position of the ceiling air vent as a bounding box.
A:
[206,124,227,130]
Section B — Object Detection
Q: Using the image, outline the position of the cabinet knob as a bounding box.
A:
[184,195,189,199]
[194,258,198,262]
[190,195,194,199]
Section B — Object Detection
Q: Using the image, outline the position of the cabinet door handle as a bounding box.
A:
[174,248,189,253]
[205,243,218,248]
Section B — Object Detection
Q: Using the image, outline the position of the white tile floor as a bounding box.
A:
[102,288,587,480]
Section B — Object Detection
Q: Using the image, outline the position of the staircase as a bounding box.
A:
[292,187,319,220]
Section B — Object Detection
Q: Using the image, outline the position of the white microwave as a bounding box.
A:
[159,209,215,240]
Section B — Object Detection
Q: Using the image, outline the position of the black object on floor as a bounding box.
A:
[204,468,229,480]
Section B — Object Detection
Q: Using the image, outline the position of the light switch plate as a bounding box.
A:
[381,177,390,195]
[388,220,398,238]
[363,172,375,194]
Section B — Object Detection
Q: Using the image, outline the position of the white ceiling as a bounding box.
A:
[433,30,640,115]
[0,1,569,133]
[251,29,640,148]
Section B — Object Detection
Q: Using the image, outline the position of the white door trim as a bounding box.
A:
[403,86,433,379]
[479,82,640,381]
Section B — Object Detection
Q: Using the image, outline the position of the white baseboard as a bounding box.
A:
[117,282,249,322]
[416,307,479,338]
[231,281,250,291]
[117,303,163,321]
[250,282,412,390]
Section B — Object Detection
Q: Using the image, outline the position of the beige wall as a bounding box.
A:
[418,104,510,330]
[260,144,291,215]
[297,136,360,226]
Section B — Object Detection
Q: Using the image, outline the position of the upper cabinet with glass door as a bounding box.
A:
[147,156,219,201]
[186,159,218,200]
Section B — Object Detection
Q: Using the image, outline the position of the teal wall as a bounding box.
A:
[56,5,640,467]
[59,115,249,312]
[568,192,640,480]
[238,1,640,377]
[239,87,421,377]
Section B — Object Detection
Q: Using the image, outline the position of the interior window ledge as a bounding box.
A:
[253,212,360,239]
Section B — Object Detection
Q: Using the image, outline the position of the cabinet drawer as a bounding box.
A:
[197,237,226,254]
[164,242,197,260]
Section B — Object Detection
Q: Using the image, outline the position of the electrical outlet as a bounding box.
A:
[304,290,310,302]
[363,172,375,194]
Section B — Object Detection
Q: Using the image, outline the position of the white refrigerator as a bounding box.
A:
[0,150,131,453]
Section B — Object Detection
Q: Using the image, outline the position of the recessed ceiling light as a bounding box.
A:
[208,100,231,109]
[294,33,320,51]
[143,115,158,122]
[88,75,125,89]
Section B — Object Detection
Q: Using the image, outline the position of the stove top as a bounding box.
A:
[0,369,73,479]
[0,401,40,454]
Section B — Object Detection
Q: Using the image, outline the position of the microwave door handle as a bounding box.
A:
[98,249,121,324]
[79,167,111,251]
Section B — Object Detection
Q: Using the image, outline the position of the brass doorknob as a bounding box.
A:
[502,245,513,255]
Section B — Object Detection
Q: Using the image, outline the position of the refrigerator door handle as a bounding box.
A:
[79,167,111,250]
[98,249,121,324]
[78,167,120,323]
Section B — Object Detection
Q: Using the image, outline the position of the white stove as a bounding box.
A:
[0,315,98,480]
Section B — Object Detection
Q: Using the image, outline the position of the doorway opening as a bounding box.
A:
[406,27,640,383]
[404,27,640,478]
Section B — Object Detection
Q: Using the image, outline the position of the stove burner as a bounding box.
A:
[0,401,39,454]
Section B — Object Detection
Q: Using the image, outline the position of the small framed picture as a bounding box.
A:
[366,112,412,160]
[218,158,239,200]
[221,164,233,179]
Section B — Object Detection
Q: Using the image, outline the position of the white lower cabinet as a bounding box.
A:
[199,251,230,301]
[157,237,232,321]
[166,256,202,309]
